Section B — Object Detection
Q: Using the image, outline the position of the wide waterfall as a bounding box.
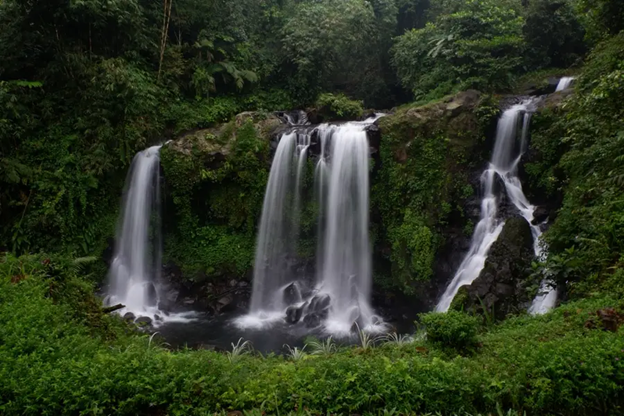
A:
[107,146,163,318]
[436,99,557,313]
[239,117,383,335]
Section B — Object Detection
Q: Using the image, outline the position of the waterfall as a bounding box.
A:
[248,132,298,318]
[555,77,575,92]
[318,121,377,334]
[239,116,383,334]
[107,145,196,325]
[436,99,557,313]
[107,146,163,317]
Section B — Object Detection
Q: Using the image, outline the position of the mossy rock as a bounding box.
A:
[463,217,535,320]
[372,90,497,296]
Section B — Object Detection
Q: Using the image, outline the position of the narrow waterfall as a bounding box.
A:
[240,117,383,334]
[248,132,298,318]
[107,146,163,318]
[555,77,575,92]
[319,121,377,334]
[436,99,557,313]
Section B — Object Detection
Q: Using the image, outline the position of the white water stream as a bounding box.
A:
[436,100,557,314]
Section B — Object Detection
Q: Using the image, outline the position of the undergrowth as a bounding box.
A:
[1,254,623,415]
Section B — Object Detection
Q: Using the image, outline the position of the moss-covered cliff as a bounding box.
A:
[371,91,500,304]
[160,112,281,283]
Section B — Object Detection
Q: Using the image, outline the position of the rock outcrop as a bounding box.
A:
[456,216,535,320]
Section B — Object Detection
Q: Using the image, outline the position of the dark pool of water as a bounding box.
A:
[156,312,415,354]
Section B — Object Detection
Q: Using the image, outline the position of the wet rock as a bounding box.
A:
[229,279,238,287]
[283,283,302,306]
[532,206,550,225]
[136,316,153,326]
[309,294,331,313]
[285,305,304,324]
[461,216,535,320]
[303,313,322,328]
[123,312,136,322]
[183,298,195,305]
[155,315,162,322]
[216,294,234,313]
[237,281,249,288]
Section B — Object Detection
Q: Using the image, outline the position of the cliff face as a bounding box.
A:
[371,90,500,313]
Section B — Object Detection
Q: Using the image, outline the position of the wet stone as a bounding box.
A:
[283,283,301,306]
[303,313,322,328]
[285,305,303,324]
[135,316,153,326]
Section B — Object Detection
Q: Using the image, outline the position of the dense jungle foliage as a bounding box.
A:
[0,0,612,259]
[1,0,624,414]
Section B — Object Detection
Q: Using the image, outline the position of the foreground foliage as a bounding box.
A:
[1,254,623,415]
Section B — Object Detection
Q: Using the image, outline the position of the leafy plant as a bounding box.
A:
[284,344,307,361]
[307,336,338,356]
[226,338,253,363]
[420,311,479,351]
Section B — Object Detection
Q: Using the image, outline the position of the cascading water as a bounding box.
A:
[239,117,384,335]
[107,146,163,319]
[107,145,195,325]
[318,121,380,334]
[246,132,298,322]
[555,77,575,92]
[436,99,557,314]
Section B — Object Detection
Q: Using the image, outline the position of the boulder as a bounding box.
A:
[303,313,322,328]
[461,216,535,320]
[215,294,234,313]
[285,305,304,325]
[123,312,136,322]
[308,294,331,313]
[135,316,153,326]
[283,282,302,306]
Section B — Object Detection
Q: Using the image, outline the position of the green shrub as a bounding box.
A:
[315,93,364,121]
[420,311,479,350]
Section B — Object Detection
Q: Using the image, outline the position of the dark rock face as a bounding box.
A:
[303,313,322,328]
[460,216,535,320]
[308,294,331,318]
[285,304,304,324]
[283,283,302,306]
[532,206,550,224]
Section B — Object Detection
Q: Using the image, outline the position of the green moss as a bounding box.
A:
[372,91,495,294]
[161,117,272,280]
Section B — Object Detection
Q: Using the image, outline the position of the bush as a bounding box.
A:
[315,93,364,121]
[392,0,525,98]
[420,310,479,350]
